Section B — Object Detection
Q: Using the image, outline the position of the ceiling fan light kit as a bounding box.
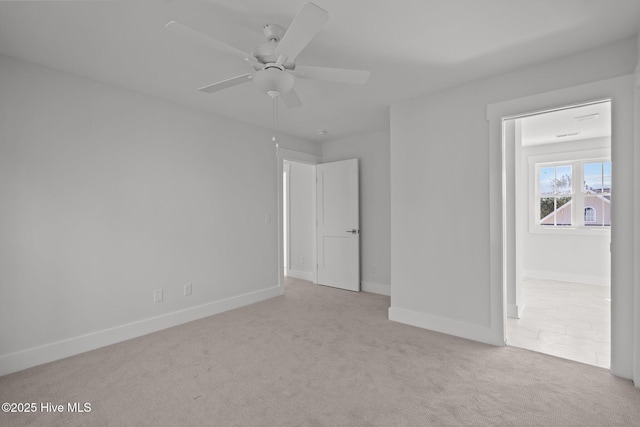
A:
[253,67,295,97]
[166,2,370,109]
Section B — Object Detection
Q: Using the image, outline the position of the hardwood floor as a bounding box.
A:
[506,278,610,368]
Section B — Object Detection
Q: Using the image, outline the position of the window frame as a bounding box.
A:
[528,149,611,235]
[537,162,574,227]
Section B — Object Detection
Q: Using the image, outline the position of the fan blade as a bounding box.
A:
[274,2,329,61]
[281,89,302,109]
[198,74,253,93]
[293,66,370,85]
[166,21,255,64]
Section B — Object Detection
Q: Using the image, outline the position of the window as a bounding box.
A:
[538,164,573,227]
[534,159,611,229]
[583,161,611,227]
[584,206,596,222]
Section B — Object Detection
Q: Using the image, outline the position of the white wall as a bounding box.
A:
[287,161,315,281]
[520,137,611,286]
[279,137,322,158]
[390,37,638,376]
[0,54,316,375]
[322,130,391,296]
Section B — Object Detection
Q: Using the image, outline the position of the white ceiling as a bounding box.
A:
[520,101,611,146]
[0,1,639,143]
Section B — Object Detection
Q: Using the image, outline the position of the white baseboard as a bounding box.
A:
[0,285,283,376]
[286,269,315,282]
[362,281,390,296]
[388,306,504,347]
[507,304,525,319]
[523,270,610,286]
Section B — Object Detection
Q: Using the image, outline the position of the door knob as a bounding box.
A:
[346,229,359,234]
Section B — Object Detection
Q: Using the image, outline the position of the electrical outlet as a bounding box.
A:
[153,289,163,303]
[184,283,192,296]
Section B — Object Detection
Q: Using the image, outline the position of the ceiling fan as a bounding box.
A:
[165,2,370,108]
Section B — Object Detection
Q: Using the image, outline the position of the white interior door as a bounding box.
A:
[316,159,359,291]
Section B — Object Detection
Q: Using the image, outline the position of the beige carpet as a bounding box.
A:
[1,277,639,426]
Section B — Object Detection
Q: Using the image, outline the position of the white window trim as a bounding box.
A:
[536,161,574,227]
[528,148,611,235]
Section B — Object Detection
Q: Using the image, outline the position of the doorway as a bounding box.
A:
[282,159,316,283]
[276,148,361,292]
[276,147,321,289]
[503,100,612,368]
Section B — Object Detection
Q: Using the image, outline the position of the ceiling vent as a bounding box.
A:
[556,132,581,138]
[574,113,599,122]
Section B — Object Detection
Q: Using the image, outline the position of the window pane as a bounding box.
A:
[584,162,602,193]
[539,167,554,195]
[540,197,555,223]
[539,197,572,226]
[603,161,611,193]
[555,165,572,194]
[584,197,611,227]
[555,197,572,226]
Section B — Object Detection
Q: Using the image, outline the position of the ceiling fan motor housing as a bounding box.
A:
[252,41,295,70]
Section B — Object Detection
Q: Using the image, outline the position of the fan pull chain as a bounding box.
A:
[272,93,279,143]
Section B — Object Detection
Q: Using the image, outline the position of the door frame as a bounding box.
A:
[283,161,291,273]
[634,68,640,388]
[276,147,321,289]
[487,74,637,380]
[503,100,612,321]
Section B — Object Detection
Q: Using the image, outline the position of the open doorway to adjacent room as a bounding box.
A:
[282,160,316,282]
[504,100,612,368]
[279,155,361,292]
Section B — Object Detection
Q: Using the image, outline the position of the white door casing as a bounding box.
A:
[276,147,322,289]
[316,159,360,291]
[488,75,637,380]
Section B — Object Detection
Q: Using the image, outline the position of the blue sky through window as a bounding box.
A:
[539,165,572,195]
[539,167,554,194]
[584,161,611,192]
